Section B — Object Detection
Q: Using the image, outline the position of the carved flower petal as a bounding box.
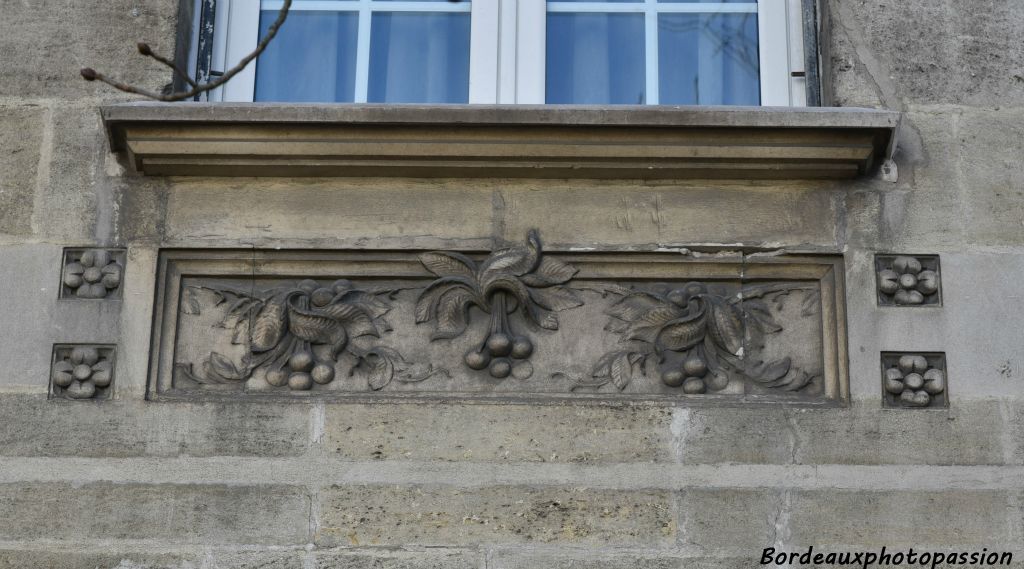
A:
[892,256,922,275]
[922,368,945,395]
[70,347,99,366]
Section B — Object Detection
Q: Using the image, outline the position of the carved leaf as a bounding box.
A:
[366,353,394,391]
[606,293,663,322]
[319,302,379,338]
[208,352,246,381]
[181,287,203,315]
[231,321,249,345]
[529,286,583,312]
[609,352,633,390]
[742,300,782,334]
[640,305,685,327]
[337,290,391,319]
[251,296,288,352]
[432,287,475,340]
[419,251,477,279]
[527,301,560,330]
[656,314,707,352]
[707,298,744,356]
[749,357,793,385]
[520,256,578,287]
[287,301,347,353]
[625,322,663,344]
[414,283,454,323]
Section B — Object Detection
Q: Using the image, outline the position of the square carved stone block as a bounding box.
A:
[149,234,849,406]
[60,248,126,300]
[881,352,948,409]
[50,344,116,400]
[875,254,941,306]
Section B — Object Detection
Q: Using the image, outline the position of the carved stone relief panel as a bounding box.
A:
[875,255,941,306]
[881,352,948,408]
[60,248,126,300]
[50,345,116,400]
[149,234,848,405]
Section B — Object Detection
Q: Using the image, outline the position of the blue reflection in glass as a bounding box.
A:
[368,13,470,103]
[255,10,358,102]
[658,13,759,105]
[658,0,755,3]
[546,13,645,104]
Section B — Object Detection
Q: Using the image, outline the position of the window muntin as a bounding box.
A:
[206,0,807,106]
[545,1,761,105]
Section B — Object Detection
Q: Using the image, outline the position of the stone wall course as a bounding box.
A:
[0,483,310,544]
[316,485,675,547]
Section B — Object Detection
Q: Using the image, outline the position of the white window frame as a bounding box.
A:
[209,0,807,106]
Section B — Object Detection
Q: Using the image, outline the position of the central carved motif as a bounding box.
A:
[415,230,582,380]
[152,231,847,404]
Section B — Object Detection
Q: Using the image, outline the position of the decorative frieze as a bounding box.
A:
[875,255,941,306]
[61,248,125,300]
[149,233,848,405]
[50,345,115,400]
[881,352,947,408]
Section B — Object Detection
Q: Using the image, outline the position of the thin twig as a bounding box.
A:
[137,42,198,89]
[81,0,292,101]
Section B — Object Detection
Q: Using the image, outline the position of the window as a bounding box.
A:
[201,0,811,106]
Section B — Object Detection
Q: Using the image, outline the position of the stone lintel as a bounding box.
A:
[101,103,899,180]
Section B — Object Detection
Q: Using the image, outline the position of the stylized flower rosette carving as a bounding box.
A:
[51,346,114,400]
[416,230,583,380]
[582,282,820,394]
[883,354,946,408]
[178,278,425,391]
[877,255,940,306]
[62,249,124,299]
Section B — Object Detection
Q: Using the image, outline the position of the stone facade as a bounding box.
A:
[1,0,1024,567]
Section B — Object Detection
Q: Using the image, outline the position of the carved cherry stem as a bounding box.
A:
[489,292,509,338]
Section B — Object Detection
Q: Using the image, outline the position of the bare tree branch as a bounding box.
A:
[81,0,292,102]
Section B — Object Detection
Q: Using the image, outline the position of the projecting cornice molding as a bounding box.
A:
[102,103,899,180]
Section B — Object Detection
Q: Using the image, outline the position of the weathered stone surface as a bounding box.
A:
[489,555,753,569]
[0,549,304,569]
[38,107,105,241]
[499,182,838,249]
[678,490,782,555]
[0,0,177,99]
[788,490,1017,548]
[162,178,494,249]
[958,109,1024,247]
[674,408,794,464]
[828,0,1024,107]
[311,549,479,569]
[0,106,44,236]
[317,485,674,547]
[0,397,311,457]
[325,403,673,463]
[0,483,310,544]
[790,401,1006,465]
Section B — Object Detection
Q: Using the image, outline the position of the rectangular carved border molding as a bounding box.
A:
[148,244,848,406]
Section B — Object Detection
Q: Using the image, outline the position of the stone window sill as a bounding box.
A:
[101,103,899,180]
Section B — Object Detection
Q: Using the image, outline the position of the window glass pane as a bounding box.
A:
[658,1,755,3]
[368,13,471,103]
[254,11,358,102]
[658,12,759,105]
[546,13,645,104]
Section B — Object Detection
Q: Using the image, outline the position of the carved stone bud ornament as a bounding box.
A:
[881,352,947,408]
[876,255,940,306]
[61,248,125,299]
[50,345,115,400]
